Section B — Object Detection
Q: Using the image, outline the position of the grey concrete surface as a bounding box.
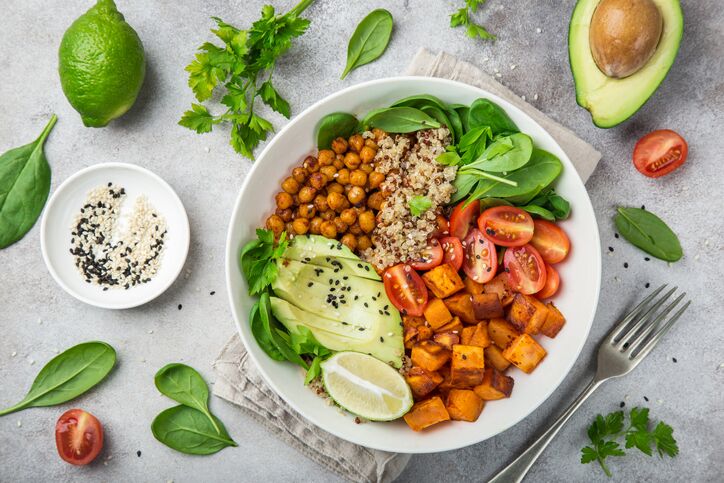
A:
[1,0,722,482]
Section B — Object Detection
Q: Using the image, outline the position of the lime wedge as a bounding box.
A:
[321,352,413,421]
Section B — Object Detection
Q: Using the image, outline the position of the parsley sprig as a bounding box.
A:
[180,0,315,159]
[450,0,495,40]
[240,229,288,295]
[581,407,678,477]
[409,195,432,217]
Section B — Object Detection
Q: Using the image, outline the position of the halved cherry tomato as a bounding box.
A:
[504,244,547,295]
[536,264,560,299]
[449,199,480,239]
[383,264,428,316]
[440,236,464,271]
[409,239,443,270]
[462,228,497,283]
[431,214,450,238]
[55,409,104,466]
[478,206,534,247]
[633,129,687,178]
[529,220,570,264]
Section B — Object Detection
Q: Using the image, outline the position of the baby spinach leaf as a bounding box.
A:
[467,98,518,135]
[249,300,285,361]
[445,107,464,142]
[529,189,571,220]
[614,207,682,262]
[365,107,441,133]
[0,341,116,416]
[154,363,220,434]
[341,9,393,79]
[437,151,462,166]
[390,94,447,110]
[450,172,478,203]
[479,198,513,210]
[521,205,555,221]
[471,132,533,172]
[456,105,471,133]
[0,115,57,249]
[316,112,359,149]
[151,405,237,455]
[260,292,309,369]
[420,105,454,142]
[289,326,331,358]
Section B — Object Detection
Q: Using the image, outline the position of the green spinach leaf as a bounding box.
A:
[467,98,518,135]
[390,94,447,110]
[364,107,441,133]
[154,363,220,434]
[316,112,359,149]
[260,292,309,369]
[528,189,571,220]
[151,405,237,455]
[341,9,393,79]
[470,132,532,172]
[0,115,57,249]
[0,341,116,416]
[249,300,285,361]
[614,208,682,261]
[521,205,555,221]
[420,105,454,142]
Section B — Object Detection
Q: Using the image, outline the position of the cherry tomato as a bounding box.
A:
[536,264,560,299]
[55,409,104,466]
[504,244,547,295]
[462,228,498,283]
[409,239,443,270]
[530,220,570,264]
[633,129,687,178]
[478,206,534,247]
[431,214,450,238]
[383,264,428,316]
[440,236,464,271]
[449,199,480,239]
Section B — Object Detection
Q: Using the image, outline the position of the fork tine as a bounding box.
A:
[631,299,690,361]
[608,284,667,342]
[624,292,686,354]
[613,286,676,348]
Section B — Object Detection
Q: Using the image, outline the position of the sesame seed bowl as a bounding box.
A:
[41,162,190,309]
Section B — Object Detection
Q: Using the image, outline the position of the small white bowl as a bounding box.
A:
[41,162,190,309]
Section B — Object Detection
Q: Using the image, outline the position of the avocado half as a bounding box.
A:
[568,0,683,128]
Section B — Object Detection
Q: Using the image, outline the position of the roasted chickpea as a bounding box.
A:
[333,217,348,234]
[357,235,372,251]
[276,208,293,222]
[372,128,387,142]
[343,152,361,170]
[321,210,336,221]
[319,165,337,180]
[309,172,328,190]
[347,186,366,205]
[359,146,376,163]
[358,210,376,233]
[298,203,316,219]
[359,163,374,174]
[340,208,357,225]
[333,155,345,170]
[310,216,324,234]
[285,221,294,234]
[348,134,364,153]
[292,218,310,235]
[327,191,346,211]
[348,221,362,235]
[338,198,351,212]
[275,191,294,210]
[313,194,329,212]
[350,169,367,187]
[368,171,385,189]
[303,156,319,173]
[327,182,344,194]
[318,149,335,166]
[367,191,384,211]
[364,138,378,150]
[281,177,300,194]
[320,221,337,239]
[292,167,308,183]
[298,186,317,203]
[336,168,350,185]
[331,137,348,154]
[266,215,285,235]
[340,233,357,251]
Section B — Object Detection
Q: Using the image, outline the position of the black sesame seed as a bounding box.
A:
[641,205,645,210]
[672,357,677,363]
[210,291,216,295]
[644,257,650,261]
[644,396,649,402]
[307,282,313,287]
[380,337,384,343]
[462,354,467,360]
[645,282,650,288]
[608,246,614,252]
[614,233,619,238]
[623,262,628,268]
[178,304,183,310]
[620,401,625,408]
[137,450,142,457]
[364,302,369,307]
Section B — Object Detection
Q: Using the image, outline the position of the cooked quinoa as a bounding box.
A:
[361,128,457,269]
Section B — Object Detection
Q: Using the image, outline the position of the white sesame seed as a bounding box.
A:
[148,329,154,334]
[536,28,542,33]
[17,421,21,427]
[534,94,539,100]
[11,351,17,357]
[521,95,526,101]
[510,64,517,70]
[29,359,35,365]
[204,146,210,153]
[495,73,502,78]
[493,67,499,73]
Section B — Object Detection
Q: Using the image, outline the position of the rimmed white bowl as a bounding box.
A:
[225,77,601,453]
[41,162,190,309]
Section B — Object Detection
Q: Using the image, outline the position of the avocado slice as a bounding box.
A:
[270,297,404,367]
[285,234,359,260]
[569,0,683,127]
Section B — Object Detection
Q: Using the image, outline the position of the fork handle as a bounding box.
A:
[487,378,605,483]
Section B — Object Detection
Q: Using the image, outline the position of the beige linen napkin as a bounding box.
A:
[212,48,602,483]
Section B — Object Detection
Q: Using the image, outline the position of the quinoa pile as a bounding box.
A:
[361,128,457,269]
[70,183,167,290]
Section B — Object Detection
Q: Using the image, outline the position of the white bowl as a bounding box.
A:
[225,77,601,453]
[41,162,190,309]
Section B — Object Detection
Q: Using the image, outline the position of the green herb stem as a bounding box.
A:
[290,0,315,17]
[461,168,518,186]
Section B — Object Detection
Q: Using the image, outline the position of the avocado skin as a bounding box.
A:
[568,0,683,128]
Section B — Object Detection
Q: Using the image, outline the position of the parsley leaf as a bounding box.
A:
[240,229,288,295]
[179,104,216,134]
[450,1,495,41]
[409,196,432,217]
[652,422,679,457]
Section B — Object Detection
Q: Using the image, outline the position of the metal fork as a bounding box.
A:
[488,284,691,483]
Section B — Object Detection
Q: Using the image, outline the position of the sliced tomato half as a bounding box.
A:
[462,228,497,283]
[478,206,534,247]
[409,239,443,270]
[536,264,560,299]
[530,220,570,264]
[383,264,428,316]
[440,236,464,271]
[449,199,480,239]
[633,129,687,178]
[55,409,104,466]
[503,244,547,295]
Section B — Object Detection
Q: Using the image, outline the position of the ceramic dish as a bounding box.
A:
[41,162,190,309]
[225,77,601,453]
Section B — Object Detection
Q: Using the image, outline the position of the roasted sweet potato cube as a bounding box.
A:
[416,325,433,341]
[446,389,485,422]
[488,318,521,349]
[436,365,454,395]
[460,326,476,345]
[444,293,476,324]
[423,298,453,330]
[463,277,485,295]
[403,396,451,431]
[471,293,504,319]
[405,367,444,398]
[485,345,511,372]
[503,334,547,373]
[483,273,515,306]
[422,264,465,299]
[469,321,491,348]
[411,340,451,372]
[474,367,514,400]
[507,293,550,335]
[435,316,463,334]
[433,331,460,350]
[540,302,566,338]
[450,345,485,387]
[403,315,424,331]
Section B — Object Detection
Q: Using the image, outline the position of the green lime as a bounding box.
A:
[321,352,413,421]
[58,0,145,127]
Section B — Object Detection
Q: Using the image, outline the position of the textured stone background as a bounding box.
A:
[1,1,722,482]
